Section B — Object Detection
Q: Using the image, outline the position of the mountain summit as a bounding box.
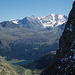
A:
[38,13,67,27]
[18,15,43,29]
[41,1,75,75]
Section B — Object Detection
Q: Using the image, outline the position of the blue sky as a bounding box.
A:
[0,0,74,22]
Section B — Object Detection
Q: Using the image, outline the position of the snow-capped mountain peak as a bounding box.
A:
[58,14,63,19]
[28,15,36,19]
[38,13,67,28]
[27,15,38,22]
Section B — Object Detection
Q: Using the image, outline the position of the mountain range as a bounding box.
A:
[0,13,67,61]
[11,13,67,28]
[1,2,74,75]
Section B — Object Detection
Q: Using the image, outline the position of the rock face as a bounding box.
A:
[41,1,75,75]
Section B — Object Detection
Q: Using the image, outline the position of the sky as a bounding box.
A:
[0,0,75,22]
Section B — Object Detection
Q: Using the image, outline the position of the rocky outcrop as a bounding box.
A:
[41,1,75,75]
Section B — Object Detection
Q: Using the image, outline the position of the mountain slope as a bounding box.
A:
[18,15,43,29]
[0,21,65,60]
[0,56,21,75]
[41,1,75,75]
[0,55,33,75]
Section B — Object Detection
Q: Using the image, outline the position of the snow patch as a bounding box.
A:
[73,65,75,67]
[70,24,73,27]
[12,20,18,24]
[70,40,75,48]
[73,54,75,59]
[64,58,68,61]
[58,14,63,19]
[69,56,72,59]
[70,49,73,51]
[58,66,61,69]
[67,28,73,31]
